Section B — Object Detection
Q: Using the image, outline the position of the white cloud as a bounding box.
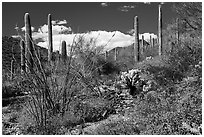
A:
[101,2,108,7]
[35,30,135,53]
[19,23,157,54]
[12,28,158,55]
[21,26,35,31]
[52,20,68,25]
[35,29,157,53]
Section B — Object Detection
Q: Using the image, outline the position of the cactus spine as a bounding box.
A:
[20,40,26,73]
[61,41,67,63]
[48,14,53,62]
[24,13,34,72]
[158,4,163,56]
[134,16,140,62]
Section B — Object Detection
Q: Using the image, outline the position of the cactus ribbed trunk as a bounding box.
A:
[61,41,67,63]
[25,13,34,72]
[150,35,152,48]
[158,4,163,56]
[134,16,140,62]
[20,40,26,73]
[48,14,53,62]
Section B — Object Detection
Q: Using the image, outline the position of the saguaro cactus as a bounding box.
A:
[158,4,163,56]
[61,41,67,63]
[24,13,34,71]
[20,40,26,73]
[48,14,53,62]
[134,16,140,62]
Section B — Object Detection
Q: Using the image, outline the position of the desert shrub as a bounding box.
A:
[62,97,116,127]
[91,117,140,135]
[126,70,202,135]
[97,58,120,75]
[166,42,201,76]
[2,71,25,100]
[134,55,184,87]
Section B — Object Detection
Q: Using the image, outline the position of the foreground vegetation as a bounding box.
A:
[2,2,202,135]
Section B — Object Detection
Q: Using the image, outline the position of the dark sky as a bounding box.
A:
[2,2,177,36]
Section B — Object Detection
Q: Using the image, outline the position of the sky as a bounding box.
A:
[2,2,178,52]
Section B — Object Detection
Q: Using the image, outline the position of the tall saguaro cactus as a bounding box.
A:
[48,14,53,62]
[158,4,163,56]
[61,41,67,63]
[134,16,140,62]
[24,13,34,72]
[20,40,26,73]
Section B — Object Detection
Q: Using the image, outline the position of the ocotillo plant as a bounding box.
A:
[48,14,53,62]
[25,13,34,72]
[158,4,163,56]
[61,41,67,63]
[134,16,140,62]
[20,40,26,73]
[37,46,41,61]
